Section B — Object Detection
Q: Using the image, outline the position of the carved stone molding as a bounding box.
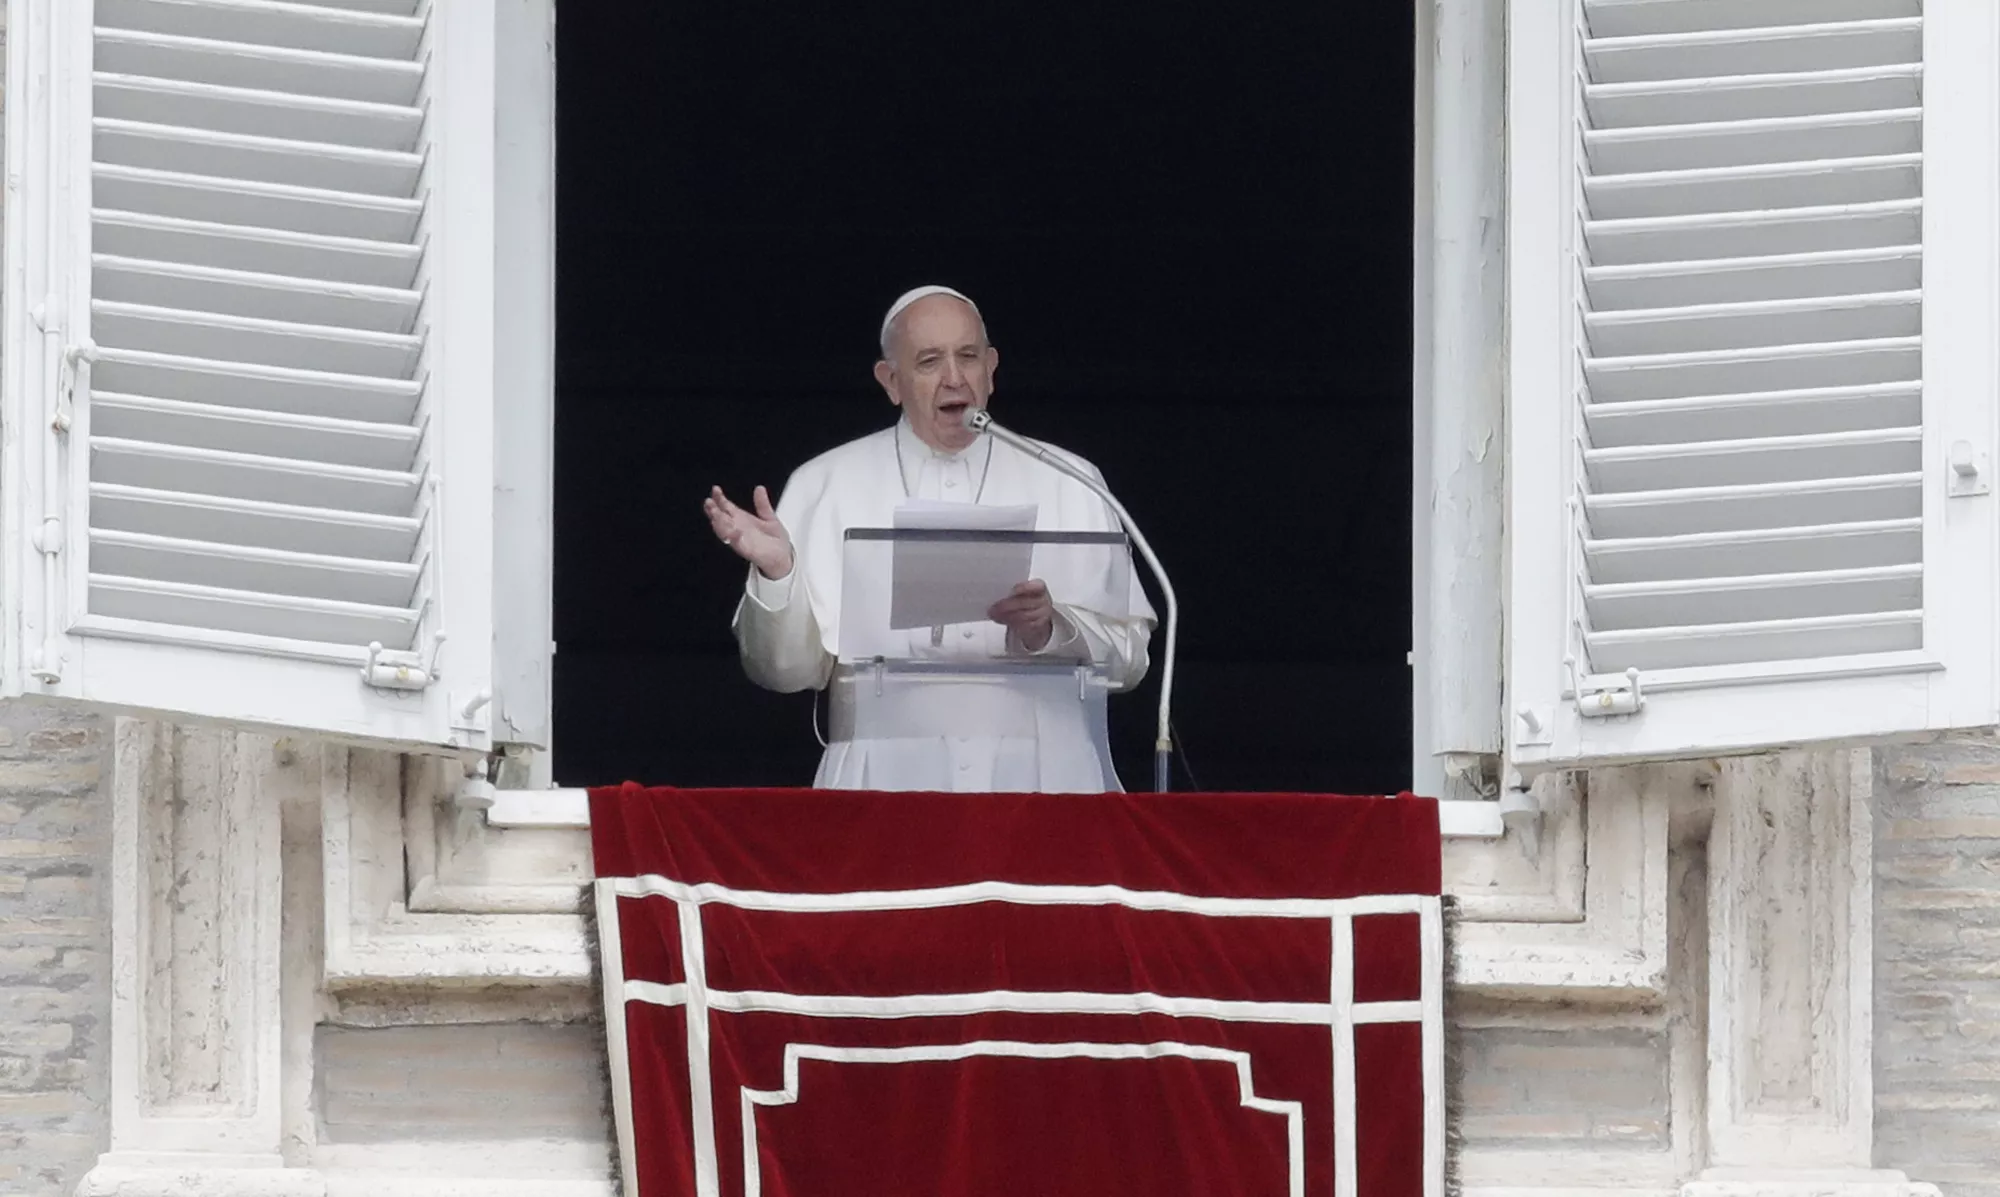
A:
[77,720,324,1196]
[1444,770,1587,924]
[1684,749,1940,1197]
[403,756,590,916]
[76,1164,325,1197]
[1452,765,1675,999]
[335,750,1675,997]
[321,747,589,987]
[1681,1173,1940,1197]
[1459,1145,1681,1195]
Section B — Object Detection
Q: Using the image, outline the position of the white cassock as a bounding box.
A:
[733,416,1156,792]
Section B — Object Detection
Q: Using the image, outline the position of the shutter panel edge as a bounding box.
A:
[0,0,502,753]
[1505,0,2000,772]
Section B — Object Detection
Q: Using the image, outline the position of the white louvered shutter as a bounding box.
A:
[1506,0,2000,769]
[2,0,515,752]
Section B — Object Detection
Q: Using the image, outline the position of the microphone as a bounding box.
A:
[964,407,1182,793]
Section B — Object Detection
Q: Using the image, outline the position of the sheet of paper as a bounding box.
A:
[888,501,1038,630]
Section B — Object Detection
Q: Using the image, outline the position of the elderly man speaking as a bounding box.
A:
[702,285,1156,793]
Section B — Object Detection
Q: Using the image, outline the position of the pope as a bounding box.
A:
[702,285,1155,792]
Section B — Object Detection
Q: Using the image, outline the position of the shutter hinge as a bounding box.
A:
[1568,658,1644,719]
[55,339,98,435]
[362,633,444,692]
[28,518,64,685]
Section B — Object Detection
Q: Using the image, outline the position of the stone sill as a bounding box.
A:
[487,788,1510,838]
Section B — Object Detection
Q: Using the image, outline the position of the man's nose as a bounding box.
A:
[942,356,965,387]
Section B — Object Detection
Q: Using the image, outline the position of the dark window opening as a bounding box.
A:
[553,2,1414,793]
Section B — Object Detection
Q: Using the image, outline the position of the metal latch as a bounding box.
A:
[452,689,492,734]
[1569,660,1644,719]
[362,633,444,692]
[1950,440,1990,497]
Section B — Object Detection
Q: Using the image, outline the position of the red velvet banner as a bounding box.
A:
[590,785,1444,1197]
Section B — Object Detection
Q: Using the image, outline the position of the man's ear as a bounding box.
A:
[873,359,901,406]
[986,346,999,387]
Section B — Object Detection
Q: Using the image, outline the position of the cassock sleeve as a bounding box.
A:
[1031,453,1155,692]
[1042,600,1151,691]
[731,473,836,693]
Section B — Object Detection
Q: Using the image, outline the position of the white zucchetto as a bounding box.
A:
[879,285,981,351]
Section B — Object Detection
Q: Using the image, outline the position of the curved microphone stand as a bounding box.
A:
[964,408,1180,792]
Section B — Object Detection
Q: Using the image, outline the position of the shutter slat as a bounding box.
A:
[1587,563,1921,631]
[92,437,422,515]
[1585,109,1919,175]
[96,0,427,61]
[96,29,423,105]
[1586,199,1922,266]
[1584,380,1921,447]
[1584,474,1920,540]
[91,529,420,607]
[95,210,423,288]
[88,574,420,649]
[1586,153,1921,220]
[1583,289,1919,356]
[1584,19,1922,85]
[95,118,423,196]
[93,301,422,378]
[1584,518,1922,584]
[1583,0,1918,40]
[91,484,421,562]
[305,0,422,15]
[1585,65,1921,127]
[93,392,422,471]
[95,255,420,333]
[95,165,422,242]
[91,348,421,424]
[1584,611,1922,672]
[1584,337,1919,404]
[1584,427,1920,493]
[95,73,423,152]
[1585,247,1921,310]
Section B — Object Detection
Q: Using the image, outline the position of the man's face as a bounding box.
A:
[873,295,998,452]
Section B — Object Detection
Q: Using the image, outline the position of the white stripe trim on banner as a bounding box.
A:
[677,899,720,1197]
[622,980,1426,1028]
[1331,913,1358,1197]
[714,988,1334,1023]
[1420,895,1446,1197]
[613,874,1424,919]
[615,879,1442,1195]
[626,979,691,1008]
[594,879,642,1197]
[739,1040,1305,1197]
[1350,999,1423,1025]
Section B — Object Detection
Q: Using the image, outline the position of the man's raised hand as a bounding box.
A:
[704,484,794,580]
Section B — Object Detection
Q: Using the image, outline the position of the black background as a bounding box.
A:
[551,1,1414,793]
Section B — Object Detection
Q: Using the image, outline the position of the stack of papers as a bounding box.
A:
[887,500,1038,630]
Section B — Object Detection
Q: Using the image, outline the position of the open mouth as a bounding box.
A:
[938,398,973,419]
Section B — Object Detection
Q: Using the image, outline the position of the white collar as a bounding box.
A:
[897,414,988,464]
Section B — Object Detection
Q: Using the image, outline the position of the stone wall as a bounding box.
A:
[13,714,1991,1194]
[0,707,113,1194]
[318,1023,609,1148]
[1457,1018,1673,1149]
[1874,735,2000,1197]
